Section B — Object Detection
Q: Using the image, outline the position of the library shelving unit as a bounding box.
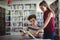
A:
[50,0,59,39]
[36,12,43,26]
[6,3,44,35]
[0,7,5,36]
[5,7,11,35]
[6,3,37,35]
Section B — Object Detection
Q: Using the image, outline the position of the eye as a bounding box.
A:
[30,21,32,22]
[33,20,34,21]
[33,20,35,22]
[31,21,32,22]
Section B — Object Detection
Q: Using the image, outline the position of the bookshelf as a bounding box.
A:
[6,4,37,35]
[6,3,44,35]
[36,12,43,26]
[50,0,59,39]
[5,8,11,35]
[0,7,5,36]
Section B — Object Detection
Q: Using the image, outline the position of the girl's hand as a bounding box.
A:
[36,29,41,35]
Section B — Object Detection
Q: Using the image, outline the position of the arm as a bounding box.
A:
[36,12,53,34]
[20,27,28,33]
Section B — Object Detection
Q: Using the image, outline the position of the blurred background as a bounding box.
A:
[0,0,60,40]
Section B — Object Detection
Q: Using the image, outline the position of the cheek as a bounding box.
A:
[30,21,34,24]
[43,7,46,10]
[40,7,44,11]
[31,22,35,24]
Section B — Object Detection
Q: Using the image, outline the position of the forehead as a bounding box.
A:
[30,18,36,21]
[39,5,44,7]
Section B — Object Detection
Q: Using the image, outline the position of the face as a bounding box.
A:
[29,18,37,25]
[40,5,47,12]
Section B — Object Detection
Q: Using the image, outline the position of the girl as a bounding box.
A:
[36,1,56,40]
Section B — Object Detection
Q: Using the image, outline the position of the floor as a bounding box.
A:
[0,35,29,40]
[0,35,51,40]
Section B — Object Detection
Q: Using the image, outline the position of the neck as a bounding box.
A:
[44,8,47,12]
[32,24,37,27]
[44,7,50,12]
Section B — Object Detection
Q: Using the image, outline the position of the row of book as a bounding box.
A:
[10,4,36,10]
[6,27,21,32]
[12,10,23,16]
[6,22,23,27]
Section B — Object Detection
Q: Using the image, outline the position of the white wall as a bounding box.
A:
[0,1,7,9]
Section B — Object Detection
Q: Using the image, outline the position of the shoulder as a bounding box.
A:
[49,9,54,16]
[48,12,53,17]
